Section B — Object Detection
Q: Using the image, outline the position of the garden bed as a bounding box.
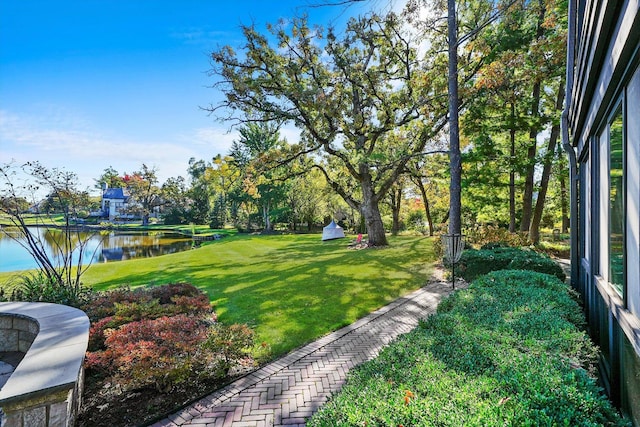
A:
[77,283,255,427]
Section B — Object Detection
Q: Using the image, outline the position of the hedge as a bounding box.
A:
[457,247,566,282]
[308,270,628,426]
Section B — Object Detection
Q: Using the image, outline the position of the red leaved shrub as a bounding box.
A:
[81,283,209,322]
[149,282,204,303]
[86,315,210,391]
[83,283,253,393]
[82,283,213,352]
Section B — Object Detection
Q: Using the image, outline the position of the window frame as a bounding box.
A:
[596,94,627,302]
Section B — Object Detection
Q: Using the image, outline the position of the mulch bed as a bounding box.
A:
[79,374,234,427]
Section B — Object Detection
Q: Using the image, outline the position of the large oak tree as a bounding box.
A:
[206,13,447,246]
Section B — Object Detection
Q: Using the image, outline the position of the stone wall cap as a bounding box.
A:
[0,302,89,403]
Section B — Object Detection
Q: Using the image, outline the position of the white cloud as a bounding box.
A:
[0,109,211,194]
[280,125,301,145]
[189,126,238,154]
[1,107,304,198]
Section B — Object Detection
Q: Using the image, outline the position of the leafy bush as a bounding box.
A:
[465,225,532,248]
[480,241,511,250]
[81,286,153,321]
[202,323,255,371]
[536,240,571,258]
[86,315,255,392]
[0,271,91,307]
[83,283,253,393]
[458,247,566,282]
[81,283,212,351]
[308,270,628,426]
[85,315,210,391]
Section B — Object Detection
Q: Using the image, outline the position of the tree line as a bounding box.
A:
[200,0,569,244]
[3,0,569,248]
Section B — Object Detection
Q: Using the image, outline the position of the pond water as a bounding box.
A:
[0,227,195,272]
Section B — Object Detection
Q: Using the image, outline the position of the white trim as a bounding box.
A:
[626,65,640,318]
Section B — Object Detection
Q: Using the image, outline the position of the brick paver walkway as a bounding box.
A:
[151,272,457,427]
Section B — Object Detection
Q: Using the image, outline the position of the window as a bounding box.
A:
[608,108,624,296]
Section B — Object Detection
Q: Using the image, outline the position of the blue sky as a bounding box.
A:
[0,0,396,194]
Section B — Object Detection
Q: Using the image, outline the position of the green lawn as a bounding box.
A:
[0,213,66,226]
[70,234,435,359]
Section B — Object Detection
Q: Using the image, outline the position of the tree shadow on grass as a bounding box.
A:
[85,234,436,359]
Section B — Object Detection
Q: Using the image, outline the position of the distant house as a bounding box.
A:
[101,186,130,220]
[565,0,639,423]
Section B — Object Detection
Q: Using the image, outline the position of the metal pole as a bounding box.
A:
[452,259,455,290]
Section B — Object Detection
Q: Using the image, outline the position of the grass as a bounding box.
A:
[101,222,233,237]
[0,213,66,226]
[0,214,230,237]
[0,234,435,360]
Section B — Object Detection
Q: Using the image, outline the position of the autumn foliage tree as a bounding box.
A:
[126,164,163,226]
[206,13,448,246]
[462,0,567,240]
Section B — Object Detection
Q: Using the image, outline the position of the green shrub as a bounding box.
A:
[458,247,566,282]
[0,271,91,307]
[508,252,566,282]
[465,225,532,248]
[308,270,628,426]
[457,247,519,281]
[480,241,511,250]
[202,323,255,371]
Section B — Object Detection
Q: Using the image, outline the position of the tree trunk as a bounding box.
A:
[361,179,387,246]
[520,1,546,232]
[362,203,387,246]
[442,208,450,225]
[530,84,565,244]
[509,102,517,233]
[530,124,559,243]
[390,186,402,236]
[263,202,272,231]
[447,0,462,235]
[560,172,569,233]
[520,81,540,232]
[416,179,434,236]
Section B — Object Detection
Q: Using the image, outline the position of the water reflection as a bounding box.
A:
[0,227,195,272]
[96,232,195,262]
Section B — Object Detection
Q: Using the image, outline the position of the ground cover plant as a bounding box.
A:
[308,269,629,426]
